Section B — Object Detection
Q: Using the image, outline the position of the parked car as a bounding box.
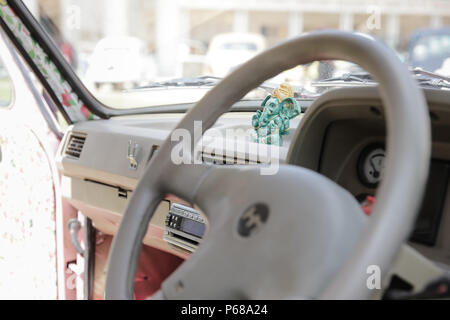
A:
[84,36,156,90]
[408,27,450,76]
[204,33,266,77]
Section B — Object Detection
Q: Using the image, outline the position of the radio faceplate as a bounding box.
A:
[164,203,206,253]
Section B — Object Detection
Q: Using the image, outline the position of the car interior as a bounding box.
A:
[0,0,450,300]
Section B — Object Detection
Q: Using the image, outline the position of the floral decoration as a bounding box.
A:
[0,1,93,122]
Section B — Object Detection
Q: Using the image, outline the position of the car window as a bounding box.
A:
[0,58,13,107]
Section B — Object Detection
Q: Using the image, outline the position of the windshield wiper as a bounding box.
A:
[318,72,374,83]
[131,75,222,90]
[312,72,376,87]
[411,68,450,89]
[127,75,319,98]
[411,68,450,82]
[130,75,283,91]
[129,75,275,92]
[314,69,450,89]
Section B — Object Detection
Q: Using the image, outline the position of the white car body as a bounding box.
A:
[85,36,155,86]
[205,33,266,77]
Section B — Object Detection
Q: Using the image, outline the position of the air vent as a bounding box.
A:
[65,133,86,159]
[199,150,261,165]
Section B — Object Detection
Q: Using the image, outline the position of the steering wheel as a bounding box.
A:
[105,31,430,299]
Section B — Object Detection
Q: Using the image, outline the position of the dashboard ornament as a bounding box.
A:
[127,140,139,170]
[251,83,301,146]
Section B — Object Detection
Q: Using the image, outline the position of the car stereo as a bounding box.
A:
[164,203,206,253]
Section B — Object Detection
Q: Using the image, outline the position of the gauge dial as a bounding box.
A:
[357,144,386,188]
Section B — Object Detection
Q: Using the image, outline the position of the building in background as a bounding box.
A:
[28,0,450,78]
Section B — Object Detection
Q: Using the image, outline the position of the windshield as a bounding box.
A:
[409,30,450,72]
[29,0,450,109]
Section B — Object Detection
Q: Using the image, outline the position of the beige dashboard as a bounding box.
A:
[56,87,450,295]
[56,112,298,259]
[56,86,450,271]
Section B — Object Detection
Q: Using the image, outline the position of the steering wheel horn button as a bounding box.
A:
[237,203,269,237]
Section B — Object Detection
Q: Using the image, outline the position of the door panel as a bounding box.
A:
[0,33,65,299]
[0,121,58,299]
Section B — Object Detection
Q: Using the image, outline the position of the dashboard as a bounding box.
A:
[288,86,450,269]
[56,86,450,271]
[56,109,302,259]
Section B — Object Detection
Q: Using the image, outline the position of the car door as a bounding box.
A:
[0,30,67,299]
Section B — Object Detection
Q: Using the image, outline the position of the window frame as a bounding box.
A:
[0,1,194,124]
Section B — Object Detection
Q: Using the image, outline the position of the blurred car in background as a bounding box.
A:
[178,39,208,78]
[408,27,450,76]
[84,36,156,90]
[204,33,266,77]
